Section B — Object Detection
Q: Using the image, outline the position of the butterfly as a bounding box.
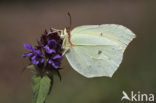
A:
[60,13,136,78]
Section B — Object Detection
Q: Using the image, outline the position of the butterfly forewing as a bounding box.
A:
[65,24,135,78]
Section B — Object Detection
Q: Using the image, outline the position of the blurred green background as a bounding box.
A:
[0,0,156,103]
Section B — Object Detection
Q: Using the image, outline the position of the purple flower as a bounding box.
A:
[22,44,44,65]
[48,54,62,69]
[22,28,64,76]
[44,40,56,54]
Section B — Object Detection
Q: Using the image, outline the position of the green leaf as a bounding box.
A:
[32,75,51,103]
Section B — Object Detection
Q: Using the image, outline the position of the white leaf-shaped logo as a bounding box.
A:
[121,91,131,101]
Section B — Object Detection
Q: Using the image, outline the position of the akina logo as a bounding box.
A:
[121,91,155,102]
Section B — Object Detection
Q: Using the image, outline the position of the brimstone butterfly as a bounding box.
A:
[61,14,136,78]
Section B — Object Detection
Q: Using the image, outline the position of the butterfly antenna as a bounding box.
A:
[66,12,74,46]
[67,12,72,30]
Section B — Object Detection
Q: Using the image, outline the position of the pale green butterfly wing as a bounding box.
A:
[65,24,135,78]
[71,24,136,51]
[66,45,123,77]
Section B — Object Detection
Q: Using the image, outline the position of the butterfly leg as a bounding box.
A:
[62,47,70,56]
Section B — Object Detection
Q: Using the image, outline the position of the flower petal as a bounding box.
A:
[31,55,36,60]
[34,50,42,56]
[22,53,27,58]
[53,54,62,60]
[27,52,33,56]
[22,52,33,58]
[44,45,56,54]
[48,39,56,46]
[52,62,59,69]
[40,58,44,63]
[32,59,39,65]
[48,60,53,64]
[24,44,33,51]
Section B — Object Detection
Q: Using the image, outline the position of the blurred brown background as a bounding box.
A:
[0,0,156,103]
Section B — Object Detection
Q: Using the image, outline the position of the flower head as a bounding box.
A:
[22,28,63,75]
